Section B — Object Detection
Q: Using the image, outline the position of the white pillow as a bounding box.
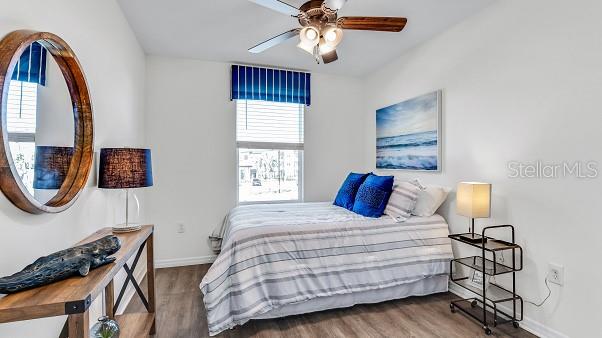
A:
[411,180,451,217]
[384,182,421,222]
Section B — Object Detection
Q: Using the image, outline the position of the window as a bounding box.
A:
[6,80,38,195]
[237,100,304,203]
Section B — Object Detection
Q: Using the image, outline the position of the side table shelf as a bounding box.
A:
[0,225,156,338]
[448,225,523,336]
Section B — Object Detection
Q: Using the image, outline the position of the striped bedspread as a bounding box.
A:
[200,202,453,335]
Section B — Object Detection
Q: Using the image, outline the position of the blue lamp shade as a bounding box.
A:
[33,146,74,190]
[98,148,153,189]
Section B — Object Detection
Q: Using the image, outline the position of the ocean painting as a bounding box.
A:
[376,91,441,170]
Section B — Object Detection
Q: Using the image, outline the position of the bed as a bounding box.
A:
[200,202,453,336]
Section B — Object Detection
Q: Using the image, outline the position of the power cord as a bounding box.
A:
[490,272,552,307]
[491,252,552,307]
[524,273,552,307]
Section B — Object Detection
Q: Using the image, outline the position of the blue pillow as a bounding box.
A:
[334,172,370,210]
[352,174,394,218]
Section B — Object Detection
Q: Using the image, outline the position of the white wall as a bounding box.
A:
[144,56,365,263]
[0,1,147,337]
[363,0,602,337]
[304,72,367,202]
[36,56,73,146]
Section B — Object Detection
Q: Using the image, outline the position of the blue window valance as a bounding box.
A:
[231,65,311,106]
[12,42,47,86]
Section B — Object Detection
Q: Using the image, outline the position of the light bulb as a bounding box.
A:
[325,30,337,42]
[321,26,343,47]
[319,39,335,55]
[305,28,318,40]
[300,27,320,47]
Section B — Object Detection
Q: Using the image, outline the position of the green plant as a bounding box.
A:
[98,325,114,338]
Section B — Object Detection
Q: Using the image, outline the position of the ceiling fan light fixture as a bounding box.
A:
[321,26,343,47]
[247,0,408,65]
[300,27,320,46]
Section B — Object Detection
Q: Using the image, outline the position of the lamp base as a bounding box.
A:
[112,223,142,233]
[459,233,488,243]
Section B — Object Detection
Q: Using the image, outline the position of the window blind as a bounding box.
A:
[11,42,47,86]
[231,65,311,106]
[236,100,303,148]
[7,80,37,140]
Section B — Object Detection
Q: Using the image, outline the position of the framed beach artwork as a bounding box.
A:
[376,90,442,171]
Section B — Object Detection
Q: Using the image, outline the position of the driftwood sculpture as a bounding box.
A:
[0,235,121,294]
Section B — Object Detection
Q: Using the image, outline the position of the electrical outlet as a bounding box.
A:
[548,263,564,286]
[177,223,185,234]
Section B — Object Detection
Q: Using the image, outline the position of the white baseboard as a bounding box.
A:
[448,283,569,338]
[155,255,217,269]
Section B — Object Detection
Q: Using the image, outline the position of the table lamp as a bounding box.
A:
[98,148,153,232]
[456,182,491,243]
[33,146,74,190]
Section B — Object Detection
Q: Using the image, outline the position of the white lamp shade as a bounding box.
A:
[319,38,335,55]
[300,27,320,47]
[322,25,343,47]
[297,41,314,55]
[456,182,491,218]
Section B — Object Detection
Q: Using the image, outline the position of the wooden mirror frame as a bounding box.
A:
[0,30,93,214]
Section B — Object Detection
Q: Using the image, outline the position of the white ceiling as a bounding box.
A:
[118,0,495,77]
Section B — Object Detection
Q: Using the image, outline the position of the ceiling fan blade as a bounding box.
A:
[249,0,300,16]
[249,29,301,54]
[323,0,348,11]
[321,49,338,64]
[338,17,408,32]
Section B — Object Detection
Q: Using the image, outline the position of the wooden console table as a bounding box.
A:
[0,225,156,338]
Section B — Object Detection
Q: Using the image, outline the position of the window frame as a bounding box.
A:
[235,99,305,205]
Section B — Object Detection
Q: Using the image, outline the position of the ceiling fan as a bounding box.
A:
[248,0,408,64]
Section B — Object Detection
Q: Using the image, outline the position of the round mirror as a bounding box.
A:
[8,44,74,204]
[0,31,93,214]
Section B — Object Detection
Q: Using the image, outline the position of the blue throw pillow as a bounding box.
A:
[334,172,370,210]
[352,174,394,218]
